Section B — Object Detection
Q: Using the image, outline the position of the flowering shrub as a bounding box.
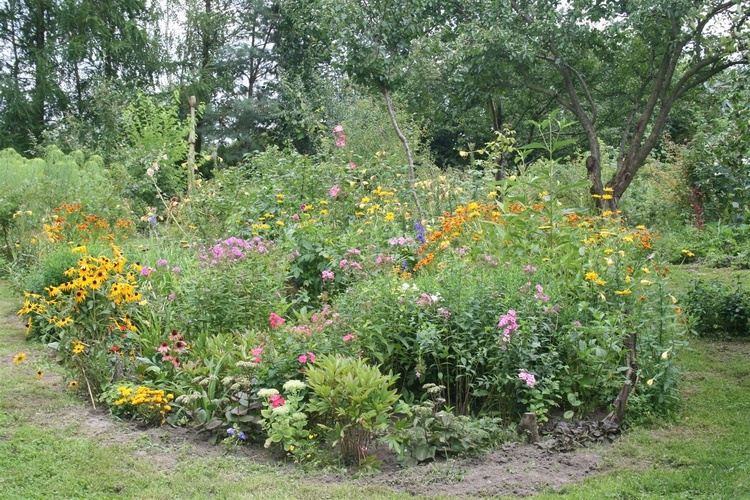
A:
[100,383,175,425]
[18,244,144,395]
[258,381,321,462]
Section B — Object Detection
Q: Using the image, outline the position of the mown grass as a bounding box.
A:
[2,278,750,499]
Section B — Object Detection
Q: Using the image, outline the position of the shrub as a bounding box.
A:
[683,278,750,338]
[305,355,400,466]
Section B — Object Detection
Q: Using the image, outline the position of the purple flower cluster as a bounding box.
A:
[199,236,273,265]
[414,222,426,244]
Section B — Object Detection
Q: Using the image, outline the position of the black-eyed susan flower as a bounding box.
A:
[13,352,27,364]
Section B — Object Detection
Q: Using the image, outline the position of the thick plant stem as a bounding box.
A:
[382,88,423,221]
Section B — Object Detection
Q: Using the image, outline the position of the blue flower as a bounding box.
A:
[414,221,426,243]
[238,432,247,441]
[227,427,235,436]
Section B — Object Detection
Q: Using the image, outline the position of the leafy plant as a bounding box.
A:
[305,355,400,466]
[386,384,507,466]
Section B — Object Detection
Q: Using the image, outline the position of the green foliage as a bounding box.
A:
[684,278,750,338]
[306,355,400,466]
[174,237,288,336]
[21,246,81,295]
[386,384,507,467]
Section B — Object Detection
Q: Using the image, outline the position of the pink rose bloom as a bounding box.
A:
[270,313,285,328]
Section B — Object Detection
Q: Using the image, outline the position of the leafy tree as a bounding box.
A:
[462,0,749,210]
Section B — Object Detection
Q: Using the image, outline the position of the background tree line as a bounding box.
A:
[0,0,747,210]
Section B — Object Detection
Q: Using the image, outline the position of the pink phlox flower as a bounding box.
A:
[518,369,537,388]
[298,354,308,364]
[329,186,340,197]
[438,307,451,319]
[571,321,582,327]
[524,265,537,272]
[543,306,559,315]
[171,266,181,273]
[349,162,356,169]
[269,313,285,328]
[498,309,519,343]
[339,259,348,268]
[322,270,335,281]
[306,351,316,363]
[343,334,354,342]
[534,284,549,302]
[157,259,168,267]
[251,346,263,357]
[346,248,361,256]
[140,266,152,277]
[168,293,175,301]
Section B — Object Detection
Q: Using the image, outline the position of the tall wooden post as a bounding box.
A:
[187,95,196,200]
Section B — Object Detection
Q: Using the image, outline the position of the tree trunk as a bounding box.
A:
[604,332,637,427]
[382,88,423,220]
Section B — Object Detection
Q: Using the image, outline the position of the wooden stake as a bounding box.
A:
[187,95,196,200]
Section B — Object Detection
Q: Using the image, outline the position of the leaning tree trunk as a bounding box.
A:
[604,331,638,427]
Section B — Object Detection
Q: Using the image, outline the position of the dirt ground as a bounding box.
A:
[26,396,604,498]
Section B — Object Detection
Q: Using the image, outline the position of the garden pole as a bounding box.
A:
[187,95,196,201]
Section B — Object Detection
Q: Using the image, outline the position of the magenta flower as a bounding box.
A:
[270,394,286,408]
[322,269,335,281]
[307,351,316,363]
[292,214,300,221]
[298,354,308,364]
[524,265,537,272]
[342,334,354,342]
[140,266,152,277]
[251,347,263,357]
[167,293,175,301]
[329,186,340,197]
[269,313,285,328]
